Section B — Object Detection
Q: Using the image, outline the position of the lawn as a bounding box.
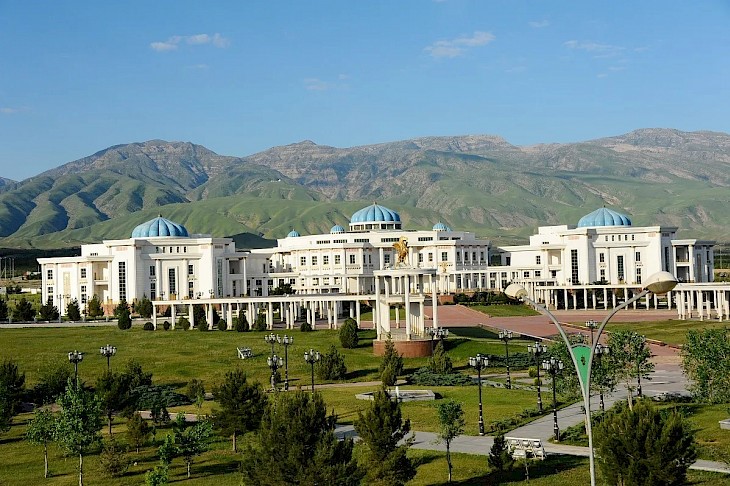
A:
[567,319,729,347]
[469,304,541,318]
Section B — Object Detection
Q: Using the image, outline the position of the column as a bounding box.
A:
[226,303,233,330]
[404,274,411,338]
[268,302,274,330]
[207,303,213,330]
[153,304,158,329]
[171,304,177,329]
[188,303,195,329]
[431,274,439,330]
[356,300,361,328]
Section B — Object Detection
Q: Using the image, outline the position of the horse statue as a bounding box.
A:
[393,237,409,266]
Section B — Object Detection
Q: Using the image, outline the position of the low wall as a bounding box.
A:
[373,338,432,358]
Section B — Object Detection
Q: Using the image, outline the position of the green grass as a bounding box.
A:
[567,319,730,347]
[470,304,541,317]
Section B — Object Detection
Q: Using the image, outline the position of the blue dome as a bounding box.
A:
[287,230,301,237]
[350,203,401,223]
[131,216,189,238]
[433,222,451,232]
[577,208,632,228]
[330,225,345,234]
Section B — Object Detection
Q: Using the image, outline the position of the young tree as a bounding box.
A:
[38,297,59,321]
[339,318,359,348]
[186,379,205,411]
[32,358,73,405]
[594,400,696,485]
[607,330,654,409]
[429,340,453,374]
[86,295,103,318]
[0,359,25,433]
[487,434,514,473]
[435,400,465,483]
[13,296,35,321]
[25,408,56,478]
[354,387,416,485]
[98,436,130,478]
[316,344,347,381]
[126,412,152,453]
[212,368,267,452]
[135,295,153,318]
[193,305,207,330]
[241,391,360,485]
[0,297,8,320]
[172,414,212,478]
[116,299,132,330]
[379,336,404,387]
[681,328,730,404]
[546,337,581,400]
[66,299,81,321]
[54,378,104,486]
[96,370,130,435]
[234,312,249,332]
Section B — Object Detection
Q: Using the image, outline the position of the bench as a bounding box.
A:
[237,347,253,359]
[504,437,546,460]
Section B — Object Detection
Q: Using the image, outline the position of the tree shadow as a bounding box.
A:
[483,455,587,483]
[346,368,379,380]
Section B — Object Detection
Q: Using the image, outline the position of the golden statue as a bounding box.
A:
[393,236,409,266]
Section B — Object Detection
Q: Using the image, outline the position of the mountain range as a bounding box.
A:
[1,128,728,249]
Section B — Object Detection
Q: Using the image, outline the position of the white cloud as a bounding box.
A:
[564,40,624,58]
[303,78,331,91]
[0,107,25,114]
[150,33,230,52]
[425,31,495,58]
[529,20,550,28]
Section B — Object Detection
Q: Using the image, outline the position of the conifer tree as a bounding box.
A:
[212,368,266,452]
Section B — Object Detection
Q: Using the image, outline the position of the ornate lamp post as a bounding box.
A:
[279,334,293,390]
[636,335,646,397]
[527,342,548,412]
[505,271,678,486]
[99,344,117,371]
[427,327,449,355]
[264,333,277,356]
[468,354,489,436]
[68,350,84,388]
[543,357,564,441]
[594,343,610,411]
[304,348,320,393]
[585,319,598,345]
[498,330,514,389]
[267,354,283,391]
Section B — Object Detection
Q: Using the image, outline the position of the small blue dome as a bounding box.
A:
[131,216,189,238]
[287,230,301,238]
[577,208,632,228]
[330,225,345,234]
[350,203,401,223]
[433,222,451,232]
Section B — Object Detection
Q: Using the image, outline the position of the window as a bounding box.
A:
[47,269,53,280]
[636,268,642,284]
[118,262,127,301]
[600,269,605,280]
[535,271,541,277]
[418,253,424,263]
[536,255,541,265]
[313,278,319,285]
[80,285,87,304]
[381,237,399,243]
[150,282,156,300]
[323,255,329,265]
[335,255,341,265]
[255,279,262,286]
[429,253,433,262]
[635,252,641,262]
[188,264,194,275]
[480,252,485,262]
[48,286,53,296]
[418,236,433,241]
[524,271,530,278]
[188,281,194,299]
[570,249,579,284]
[176,247,180,253]
[349,254,356,264]
[617,256,625,281]
[472,252,477,261]
[80,268,87,279]
[312,256,318,265]
[441,252,448,262]
[168,268,176,297]
[384,254,391,264]
[149,265,155,277]
[599,253,605,263]
[300,256,306,266]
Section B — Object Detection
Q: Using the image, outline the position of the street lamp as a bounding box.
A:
[636,335,646,397]
[68,350,84,388]
[543,357,564,441]
[99,344,117,371]
[498,330,514,389]
[594,344,610,411]
[267,354,283,391]
[427,327,449,355]
[505,270,678,486]
[468,354,489,436]
[304,348,320,393]
[527,342,548,412]
[279,334,293,391]
[264,333,277,356]
[585,319,598,345]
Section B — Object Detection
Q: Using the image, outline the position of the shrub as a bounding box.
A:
[379,336,403,386]
[339,318,359,348]
[143,321,154,331]
[162,320,171,331]
[409,367,474,386]
[99,437,130,477]
[528,366,538,378]
[177,317,190,330]
[234,314,249,332]
[488,434,514,472]
[217,319,227,331]
[300,321,313,332]
[253,313,267,331]
[197,319,208,332]
[66,299,81,321]
[316,344,347,381]
[429,340,453,374]
[135,296,153,319]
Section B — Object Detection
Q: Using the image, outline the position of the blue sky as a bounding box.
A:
[1,0,728,181]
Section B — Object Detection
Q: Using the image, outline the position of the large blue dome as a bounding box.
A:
[433,222,451,232]
[330,225,345,234]
[577,208,632,228]
[131,216,189,238]
[287,230,301,238]
[350,203,401,223]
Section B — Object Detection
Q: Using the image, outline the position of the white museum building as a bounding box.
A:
[38,203,724,324]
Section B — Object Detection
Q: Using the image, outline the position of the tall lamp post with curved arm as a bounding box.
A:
[505,271,678,486]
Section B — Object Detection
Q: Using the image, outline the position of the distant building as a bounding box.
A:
[38,204,715,316]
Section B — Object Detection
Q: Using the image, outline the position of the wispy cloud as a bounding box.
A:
[424,31,495,58]
[529,20,550,28]
[303,75,350,92]
[564,40,625,58]
[150,33,230,52]
[0,106,26,115]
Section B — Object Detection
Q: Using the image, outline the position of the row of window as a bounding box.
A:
[155,246,188,254]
